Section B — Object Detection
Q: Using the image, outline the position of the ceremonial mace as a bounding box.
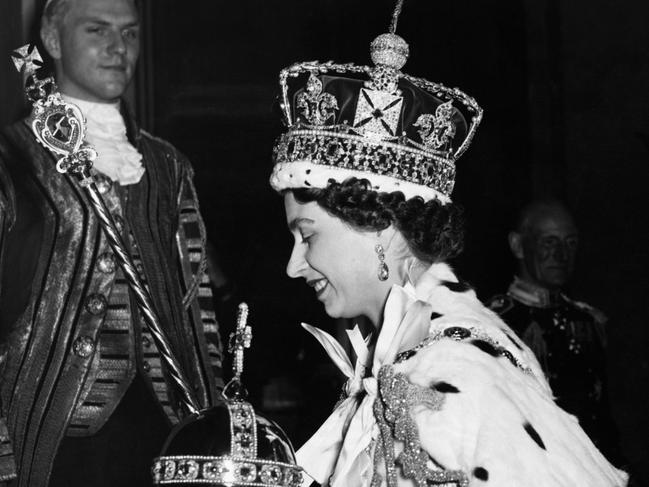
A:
[13,47,303,486]
[13,45,202,415]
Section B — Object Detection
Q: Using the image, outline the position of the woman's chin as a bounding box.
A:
[323,306,341,319]
[322,301,343,319]
[323,304,356,321]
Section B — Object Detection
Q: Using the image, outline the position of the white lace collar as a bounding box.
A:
[62,95,145,185]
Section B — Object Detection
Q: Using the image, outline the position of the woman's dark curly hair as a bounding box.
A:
[291,178,465,263]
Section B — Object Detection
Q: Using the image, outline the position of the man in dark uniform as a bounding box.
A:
[0,0,224,485]
[488,199,623,464]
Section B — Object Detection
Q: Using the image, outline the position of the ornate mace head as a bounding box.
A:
[12,44,97,186]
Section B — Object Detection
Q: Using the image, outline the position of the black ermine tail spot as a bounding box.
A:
[471,339,499,357]
[473,467,489,481]
[430,311,443,320]
[439,280,472,293]
[432,381,460,393]
[524,422,546,450]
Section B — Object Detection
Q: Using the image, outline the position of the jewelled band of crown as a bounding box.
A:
[151,456,303,486]
[271,129,456,201]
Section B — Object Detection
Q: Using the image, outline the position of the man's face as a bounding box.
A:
[519,210,579,290]
[45,0,140,102]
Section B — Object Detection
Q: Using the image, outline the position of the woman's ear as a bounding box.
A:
[380,227,416,278]
[378,225,399,251]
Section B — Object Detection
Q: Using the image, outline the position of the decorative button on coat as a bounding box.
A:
[112,214,124,233]
[85,293,108,315]
[94,173,113,194]
[97,252,116,273]
[72,336,95,358]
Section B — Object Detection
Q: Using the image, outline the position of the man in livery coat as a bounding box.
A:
[488,199,623,466]
[0,0,224,485]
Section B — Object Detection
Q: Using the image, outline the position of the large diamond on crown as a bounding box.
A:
[352,88,403,140]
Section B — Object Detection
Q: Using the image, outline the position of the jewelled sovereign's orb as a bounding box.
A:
[370,33,410,70]
[152,304,303,486]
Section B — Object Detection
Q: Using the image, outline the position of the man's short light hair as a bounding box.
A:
[514,199,574,235]
[42,0,138,28]
[41,0,71,28]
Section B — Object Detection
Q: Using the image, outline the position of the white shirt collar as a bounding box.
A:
[61,94,145,185]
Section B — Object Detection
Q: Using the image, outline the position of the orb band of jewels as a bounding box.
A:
[228,401,257,459]
[151,456,303,486]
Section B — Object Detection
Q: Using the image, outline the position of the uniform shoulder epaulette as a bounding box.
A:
[562,295,608,325]
[486,294,514,315]
[562,295,608,347]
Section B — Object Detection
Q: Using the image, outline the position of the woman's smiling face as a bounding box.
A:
[284,192,390,325]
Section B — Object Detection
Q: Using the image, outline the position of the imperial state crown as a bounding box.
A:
[270,0,483,203]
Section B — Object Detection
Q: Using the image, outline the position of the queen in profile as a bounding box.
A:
[268,2,628,486]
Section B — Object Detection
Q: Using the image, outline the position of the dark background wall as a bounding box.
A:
[1,0,648,482]
[0,0,24,126]
[556,2,649,482]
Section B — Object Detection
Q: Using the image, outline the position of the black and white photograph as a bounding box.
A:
[0,0,647,485]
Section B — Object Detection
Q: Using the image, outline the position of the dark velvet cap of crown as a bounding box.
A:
[287,72,469,156]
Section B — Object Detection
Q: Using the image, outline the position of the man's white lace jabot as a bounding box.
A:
[62,95,145,185]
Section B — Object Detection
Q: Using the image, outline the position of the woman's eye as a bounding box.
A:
[301,234,313,244]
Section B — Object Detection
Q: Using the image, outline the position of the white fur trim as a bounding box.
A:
[270,160,451,204]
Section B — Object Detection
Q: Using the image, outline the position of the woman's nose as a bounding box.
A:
[286,244,307,278]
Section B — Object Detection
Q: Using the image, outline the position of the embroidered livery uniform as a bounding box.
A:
[488,277,622,464]
[0,101,224,486]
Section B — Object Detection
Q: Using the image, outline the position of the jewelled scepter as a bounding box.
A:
[12,45,200,415]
